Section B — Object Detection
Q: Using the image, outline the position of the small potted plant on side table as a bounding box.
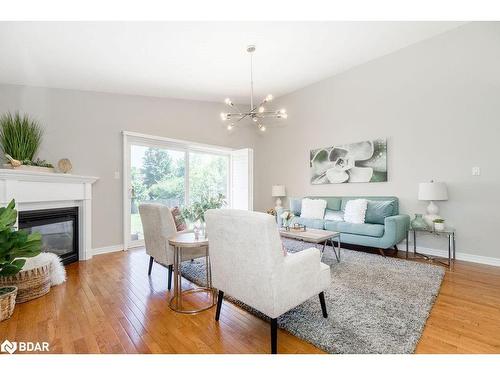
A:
[0,199,42,321]
[433,218,446,232]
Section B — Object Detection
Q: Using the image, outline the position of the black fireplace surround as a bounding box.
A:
[18,207,79,265]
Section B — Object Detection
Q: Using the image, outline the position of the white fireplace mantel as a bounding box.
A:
[0,168,99,261]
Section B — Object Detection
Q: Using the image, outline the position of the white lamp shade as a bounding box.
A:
[272,185,286,197]
[418,182,448,201]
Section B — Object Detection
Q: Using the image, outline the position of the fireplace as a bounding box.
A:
[18,207,79,265]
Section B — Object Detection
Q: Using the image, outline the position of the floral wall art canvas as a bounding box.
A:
[310,139,387,184]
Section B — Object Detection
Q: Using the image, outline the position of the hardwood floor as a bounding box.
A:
[1,248,499,354]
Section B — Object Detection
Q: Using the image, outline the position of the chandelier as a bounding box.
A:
[220,45,287,132]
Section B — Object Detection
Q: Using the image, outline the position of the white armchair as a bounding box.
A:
[205,209,331,354]
[139,203,207,289]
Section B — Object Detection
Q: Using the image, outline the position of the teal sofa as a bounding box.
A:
[277,196,410,250]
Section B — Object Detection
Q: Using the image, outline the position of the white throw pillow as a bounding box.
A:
[300,198,327,219]
[344,199,368,224]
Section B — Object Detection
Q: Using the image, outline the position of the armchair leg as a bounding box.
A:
[319,292,328,318]
[167,265,173,290]
[271,318,278,354]
[215,290,224,321]
[148,256,154,275]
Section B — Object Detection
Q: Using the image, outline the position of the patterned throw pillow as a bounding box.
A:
[171,207,187,232]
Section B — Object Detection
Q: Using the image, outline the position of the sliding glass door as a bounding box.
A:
[130,144,186,242]
[125,137,234,247]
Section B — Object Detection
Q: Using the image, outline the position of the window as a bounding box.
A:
[189,151,229,204]
[124,132,251,248]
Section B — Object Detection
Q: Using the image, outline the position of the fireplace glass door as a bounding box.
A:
[19,207,79,265]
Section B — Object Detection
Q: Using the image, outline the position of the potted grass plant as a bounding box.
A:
[0,112,54,172]
[0,199,42,321]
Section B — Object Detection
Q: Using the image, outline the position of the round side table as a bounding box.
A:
[168,232,216,314]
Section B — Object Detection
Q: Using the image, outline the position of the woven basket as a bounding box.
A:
[0,286,17,321]
[0,263,51,303]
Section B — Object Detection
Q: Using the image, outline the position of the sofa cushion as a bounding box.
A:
[324,220,384,237]
[341,196,398,214]
[320,197,342,211]
[324,209,344,221]
[365,200,395,224]
[301,198,327,219]
[289,198,302,216]
[343,199,368,224]
[291,216,324,229]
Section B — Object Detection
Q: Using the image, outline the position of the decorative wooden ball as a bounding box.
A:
[57,158,72,174]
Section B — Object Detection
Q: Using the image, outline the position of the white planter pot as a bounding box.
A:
[434,222,445,232]
[2,164,55,173]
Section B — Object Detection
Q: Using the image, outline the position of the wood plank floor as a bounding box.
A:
[1,248,499,354]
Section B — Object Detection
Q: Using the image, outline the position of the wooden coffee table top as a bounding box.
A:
[279,228,340,244]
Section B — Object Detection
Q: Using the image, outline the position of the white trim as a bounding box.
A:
[122,131,234,154]
[0,169,98,184]
[400,240,500,267]
[90,244,124,257]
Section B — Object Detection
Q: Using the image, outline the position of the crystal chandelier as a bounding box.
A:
[220,45,287,132]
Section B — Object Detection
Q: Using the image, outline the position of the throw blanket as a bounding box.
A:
[22,252,66,286]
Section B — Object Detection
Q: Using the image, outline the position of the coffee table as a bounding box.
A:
[279,228,341,262]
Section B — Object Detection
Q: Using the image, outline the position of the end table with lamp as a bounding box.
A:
[418,180,448,227]
[272,185,286,211]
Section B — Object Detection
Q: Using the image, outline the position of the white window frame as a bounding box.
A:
[122,131,233,250]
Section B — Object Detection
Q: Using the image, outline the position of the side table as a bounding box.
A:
[168,232,216,314]
[406,227,456,268]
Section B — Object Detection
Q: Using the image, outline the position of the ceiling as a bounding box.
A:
[0,22,465,103]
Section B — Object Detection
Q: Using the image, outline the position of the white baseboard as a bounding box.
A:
[90,244,124,257]
[399,240,500,267]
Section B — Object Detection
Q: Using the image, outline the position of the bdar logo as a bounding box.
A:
[1,339,17,354]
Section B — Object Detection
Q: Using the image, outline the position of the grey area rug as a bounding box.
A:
[180,238,444,354]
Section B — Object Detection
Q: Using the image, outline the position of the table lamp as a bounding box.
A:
[272,185,286,210]
[418,180,448,227]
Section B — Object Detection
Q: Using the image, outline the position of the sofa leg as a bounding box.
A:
[319,292,328,318]
[378,248,386,257]
[393,245,399,257]
[148,256,154,275]
[271,318,278,354]
[167,265,173,290]
[215,290,224,321]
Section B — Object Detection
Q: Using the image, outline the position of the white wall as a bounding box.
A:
[0,85,256,249]
[254,22,500,262]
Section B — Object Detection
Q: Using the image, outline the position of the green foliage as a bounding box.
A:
[148,178,184,202]
[433,218,445,223]
[130,147,228,220]
[0,112,43,161]
[189,153,228,204]
[21,158,54,168]
[142,148,174,188]
[0,199,42,276]
[181,193,226,223]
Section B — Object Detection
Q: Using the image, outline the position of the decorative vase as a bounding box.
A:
[193,221,201,240]
[200,221,207,239]
[434,222,445,232]
[411,214,428,230]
